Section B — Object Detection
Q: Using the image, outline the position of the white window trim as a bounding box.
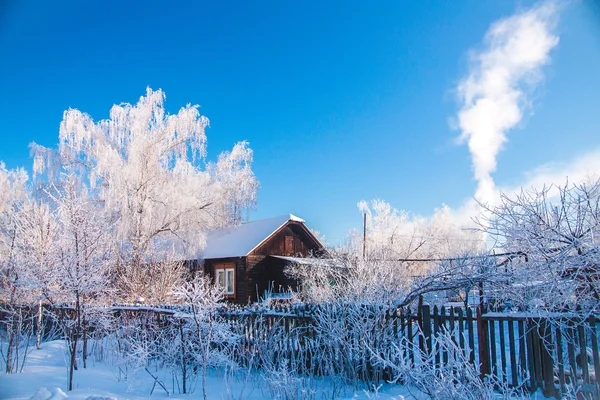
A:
[216,266,235,296]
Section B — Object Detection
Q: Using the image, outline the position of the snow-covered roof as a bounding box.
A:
[201,214,306,259]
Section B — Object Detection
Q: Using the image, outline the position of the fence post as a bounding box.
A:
[477,307,491,378]
[467,307,475,364]
[539,319,555,397]
[420,304,432,356]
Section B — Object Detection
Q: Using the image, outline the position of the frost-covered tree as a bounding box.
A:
[351,199,483,281]
[0,163,35,373]
[10,195,59,350]
[0,164,28,298]
[478,179,600,314]
[31,88,258,301]
[46,173,113,390]
[357,199,483,262]
[209,141,258,227]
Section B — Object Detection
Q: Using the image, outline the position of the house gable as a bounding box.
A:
[249,221,324,257]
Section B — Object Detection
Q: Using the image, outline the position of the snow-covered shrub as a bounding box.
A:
[371,329,528,400]
[262,358,315,400]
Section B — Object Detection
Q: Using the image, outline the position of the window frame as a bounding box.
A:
[214,263,236,297]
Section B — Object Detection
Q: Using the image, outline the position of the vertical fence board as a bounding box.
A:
[467,308,475,365]
[433,306,440,370]
[508,319,518,387]
[518,320,527,381]
[590,316,600,390]
[578,324,590,383]
[540,320,555,398]
[449,307,457,365]
[458,308,465,360]
[567,323,577,386]
[555,324,566,395]
[407,312,414,365]
[490,318,497,376]
[477,308,490,377]
[526,320,538,392]
[440,307,448,365]
[499,318,507,383]
[422,304,432,357]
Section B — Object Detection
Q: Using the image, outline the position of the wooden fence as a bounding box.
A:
[9,303,599,397]
[218,304,600,398]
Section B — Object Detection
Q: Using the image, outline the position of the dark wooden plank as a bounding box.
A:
[578,324,590,383]
[449,307,457,362]
[531,320,543,392]
[508,319,518,387]
[433,306,440,370]
[567,323,577,386]
[590,316,600,387]
[499,318,507,383]
[422,304,432,356]
[540,320,555,398]
[518,321,527,383]
[490,318,498,376]
[400,310,406,360]
[477,307,490,377]
[441,306,448,365]
[525,320,538,392]
[555,324,566,395]
[407,312,414,365]
[458,308,465,360]
[467,308,475,365]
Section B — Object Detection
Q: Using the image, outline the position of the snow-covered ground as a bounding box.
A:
[0,341,420,400]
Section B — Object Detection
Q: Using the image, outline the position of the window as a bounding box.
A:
[215,263,235,296]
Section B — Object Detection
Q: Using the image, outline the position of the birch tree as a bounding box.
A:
[31,88,258,302]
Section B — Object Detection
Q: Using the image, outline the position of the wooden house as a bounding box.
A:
[199,214,326,304]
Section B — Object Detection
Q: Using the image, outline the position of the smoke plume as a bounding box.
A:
[457,1,560,205]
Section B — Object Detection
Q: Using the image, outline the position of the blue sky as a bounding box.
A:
[1,0,599,244]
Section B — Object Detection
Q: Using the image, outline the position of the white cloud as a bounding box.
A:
[451,148,600,227]
[456,1,560,205]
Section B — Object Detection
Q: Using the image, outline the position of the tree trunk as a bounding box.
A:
[179,323,186,394]
[68,336,77,391]
[36,300,43,350]
[6,314,15,374]
[82,316,88,369]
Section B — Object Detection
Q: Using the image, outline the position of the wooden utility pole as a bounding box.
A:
[363,213,367,260]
